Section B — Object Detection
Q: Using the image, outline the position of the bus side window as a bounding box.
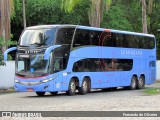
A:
[73,29,90,47]
[53,58,63,72]
[90,31,102,46]
[56,28,75,45]
[114,33,123,47]
[123,34,129,47]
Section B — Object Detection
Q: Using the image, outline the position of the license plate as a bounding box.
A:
[27,88,34,92]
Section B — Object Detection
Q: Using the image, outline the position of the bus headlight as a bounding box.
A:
[41,74,59,83]
[41,78,52,83]
[15,80,19,83]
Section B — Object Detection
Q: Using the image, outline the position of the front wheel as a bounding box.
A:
[137,76,145,89]
[36,92,45,96]
[66,78,76,96]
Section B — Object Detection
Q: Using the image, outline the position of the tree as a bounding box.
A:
[61,0,111,27]
[0,0,14,53]
[11,0,90,41]
[89,0,112,27]
[101,4,133,31]
[0,36,16,66]
[0,37,5,66]
[142,0,148,33]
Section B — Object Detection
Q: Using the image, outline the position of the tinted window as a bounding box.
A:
[107,33,155,49]
[56,28,75,45]
[50,45,70,73]
[101,32,112,47]
[73,29,102,47]
[149,61,156,67]
[73,58,133,72]
[90,30,102,45]
[72,29,155,49]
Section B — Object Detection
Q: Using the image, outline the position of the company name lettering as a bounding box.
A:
[121,50,142,56]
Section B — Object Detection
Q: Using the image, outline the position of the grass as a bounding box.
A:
[145,88,160,95]
[0,87,15,95]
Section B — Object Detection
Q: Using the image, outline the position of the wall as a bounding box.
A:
[0,61,160,88]
[156,61,160,80]
[0,61,15,88]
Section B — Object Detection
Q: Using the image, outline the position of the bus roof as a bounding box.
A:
[26,24,78,29]
[78,26,155,38]
[26,24,155,38]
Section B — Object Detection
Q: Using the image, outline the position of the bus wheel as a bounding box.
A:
[129,76,137,90]
[137,76,145,89]
[79,78,88,95]
[36,92,45,96]
[88,80,91,93]
[66,78,76,96]
[50,92,58,95]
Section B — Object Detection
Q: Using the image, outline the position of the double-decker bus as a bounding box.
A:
[4,25,156,96]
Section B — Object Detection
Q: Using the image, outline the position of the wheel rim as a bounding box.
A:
[70,81,76,92]
[131,78,136,88]
[139,77,144,87]
[83,80,88,92]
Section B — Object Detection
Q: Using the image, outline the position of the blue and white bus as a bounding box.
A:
[4,25,156,96]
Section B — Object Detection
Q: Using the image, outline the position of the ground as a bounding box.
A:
[0,82,160,120]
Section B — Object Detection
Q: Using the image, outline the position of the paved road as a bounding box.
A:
[0,82,160,112]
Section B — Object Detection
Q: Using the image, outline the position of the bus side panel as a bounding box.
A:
[146,59,156,84]
[114,71,131,87]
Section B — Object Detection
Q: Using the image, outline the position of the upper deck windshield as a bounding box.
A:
[20,28,56,47]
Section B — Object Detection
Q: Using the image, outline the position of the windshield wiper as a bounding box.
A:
[16,73,26,77]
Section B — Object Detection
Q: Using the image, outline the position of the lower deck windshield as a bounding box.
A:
[16,54,49,77]
[16,52,65,77]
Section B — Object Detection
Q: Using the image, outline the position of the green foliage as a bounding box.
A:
[12,0,22,26]
[26,0,60,25]
[101,4,133,31]
[0,49,5,66]
[11,0,160,59]
[12,0,89,26]
[105,0,112,12]
[60,0,90,25]
[61,0,82,13]
[0,37,6,66]
[0,36,17,66]
[145,88,160,95]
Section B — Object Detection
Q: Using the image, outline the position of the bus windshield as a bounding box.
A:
[20,28,56,47]
[16,54,49,77]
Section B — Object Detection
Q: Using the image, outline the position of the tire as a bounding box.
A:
[137,76,145,89]
[50,92,58,95]
[36,92,45,96]
[129,76,137,90]
[87,80,91,93]
[66,78,76,96]
[79,78,88,95]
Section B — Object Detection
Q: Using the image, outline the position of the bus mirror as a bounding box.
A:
[4,47,17,61]
[44,45,61,60]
